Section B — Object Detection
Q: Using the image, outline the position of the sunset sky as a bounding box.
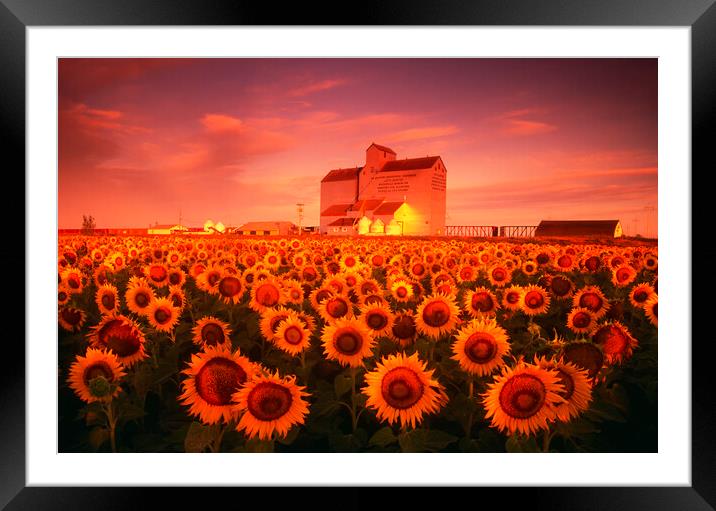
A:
[58,58,658,236]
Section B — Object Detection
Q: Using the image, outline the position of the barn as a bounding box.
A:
[535,220,623,239]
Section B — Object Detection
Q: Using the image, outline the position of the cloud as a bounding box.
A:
[201,114,244,133]
[502,119,557,136]
[389,125,459,142]
[288,79,346,97]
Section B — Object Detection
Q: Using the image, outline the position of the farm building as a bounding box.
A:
[235,221,298,236]
[147,224,188,235]
[319,143,447,236]
[535,220,623,238]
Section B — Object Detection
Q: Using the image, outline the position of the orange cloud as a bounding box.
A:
[289,79,346,97]
[201,113,244,133]
[389,125,459,142]
[502,119,557,136]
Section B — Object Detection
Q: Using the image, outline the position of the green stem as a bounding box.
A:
[105,401,118,453]
[350,366,358,433]
[542,429,554,453]
[465,376,475,439]
[211,423,228,453]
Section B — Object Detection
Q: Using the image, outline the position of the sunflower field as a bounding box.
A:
[58,235,658,453]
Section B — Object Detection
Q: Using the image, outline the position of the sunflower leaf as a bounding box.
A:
[334,374,353,398]
[505,434,540,452]
[184,421,216,453]
[369,426,398,448]
[88,427,109,451]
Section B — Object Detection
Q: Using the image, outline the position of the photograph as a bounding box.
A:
[56,57,659,454]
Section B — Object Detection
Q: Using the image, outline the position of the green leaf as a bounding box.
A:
[369,426,398,448]
[184,421,216,453]
[399,429,427,452]
[505,434,540,452]
[277,426,301,446]
[334,374,353,398]
[243,438,275,452]
[424,430,458,451]
[88,427,109,451]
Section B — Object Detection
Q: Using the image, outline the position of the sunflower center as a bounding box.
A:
[492,268,506,281]
[315,290,332,304]
[61,307,82,325]
[412,264,425,276]
[563,343,603,379]
[219,276,242,297]
[498,374,546,419]
[154,307,171,324]
[422,301,451,327]
[464,333,498,364]
[536,253,550,264]
[506,291,520,304]
[593,325,628,356]
[195,358,247,406]
[395,286,408,298]
[68,276,81,289]
[556,369,575,401]
[247,382,293,421]
[557,255,572,268]
[471,292,494,312]
[551,277,571,297]
[585,256,601,271]
[83,361,114,386]
[633,290,649,303]
[135,292,150,308]
[334,329,363,355]
[101,293,115,310]
[616,268,632,282]
[169,272,182,285]
[392,315,417,340]
[381,367,424,410]
[460,268,473,280]
[524,291,544,309]
[149,266,167,283]
[269,314,289,335]
[579,292,603,312]
[58,291,68,301]
[207,272,221,286]
[652,303,658,317]
[99,320,141,357]
[572,311,592,329]
[365,294,383,306]
[366,311,388,330]
[201,323,225,346]
[256,284,280,307]
[372,255,384,266]
[284,326,304,345]
[326,298,349,318]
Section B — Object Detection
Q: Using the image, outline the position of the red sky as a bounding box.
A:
[58,58,658,236]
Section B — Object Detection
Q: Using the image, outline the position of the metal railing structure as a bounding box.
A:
[445,225,537,238]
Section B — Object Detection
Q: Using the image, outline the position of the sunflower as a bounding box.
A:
[572,285,611,319]
[144,263,170,288]
[93,264,113,288]
[481,361,564,436]
[192,316,233,348]
[309,287,334,311]
[339,253,362,273]
[548,275,574,300]
[362,351,448,429]
[520,285,551,316]
[249,279,285,313]
[168,285,186,310]
[234,371,310,441]
[196,265,223,295]
[521,259,539,276]
[643,295,658,327]
[487,265,512,287]
[415,293,460,339]
[629,283,656,308]
[125,280,156,316]
[553,252,578,272]
[274,316,312,355]
[58,285,71,306]
[318,294,354,324]
[321,317,376,367]
[167,267,186,288]
[581,253,603,273]
[611,265,637,287]
[358,278,381,298]
[501,286,523,312]
[95,284,120,315]
[166,249,182,267]
[359,303,395,338]
[60,267,84,294]
[566,307,598,335]
[389,312,419,348]
[263,251,282,271]
[179,346,256,425]
[58,306,87,333]
[591,321,638,365]
[451,318,511,376]
[67,348,126,403]
[390,279,414,303]
[643,254,658,272]
[535,356,592,422]
[283,279,305,305]
[561,341,604,380]
[216,273,245,305]
[146,297,181,333]
[296,311,317,335]
[87,314,147,367]
[258,307,295,342]
[463,287,499,317]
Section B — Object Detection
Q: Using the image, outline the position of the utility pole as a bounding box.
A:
[296,203,304,236]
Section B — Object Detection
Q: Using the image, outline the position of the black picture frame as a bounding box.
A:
[2,0,712,508]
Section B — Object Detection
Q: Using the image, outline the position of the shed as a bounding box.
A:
[535,220,623,238]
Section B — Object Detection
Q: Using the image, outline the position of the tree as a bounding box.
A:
[82,214,96,235]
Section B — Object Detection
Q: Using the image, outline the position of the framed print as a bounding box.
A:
[3,0,714,508]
